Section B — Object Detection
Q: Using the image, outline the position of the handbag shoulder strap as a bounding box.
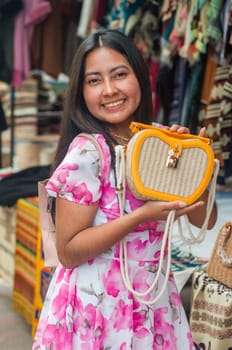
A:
[115,144,174,305]
[177,158,220,245]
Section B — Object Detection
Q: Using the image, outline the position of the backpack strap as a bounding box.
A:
[39,133,105,268]
[79,133,105,177]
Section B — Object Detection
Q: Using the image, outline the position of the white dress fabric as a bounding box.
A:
[32,134,195,350]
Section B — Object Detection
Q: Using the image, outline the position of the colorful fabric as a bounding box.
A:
[219,0,232,65]
[105,0,144,34]
[13,197,40,325]
[169,0,188,51]
[179,0,209,65]
[171,247,208,273]
[218,66,232,184]
[201,66,229,153]
[131,0,163,59]
[205,0,224,44]
[33,134,195,349]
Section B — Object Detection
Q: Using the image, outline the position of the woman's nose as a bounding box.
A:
[102,79,117,95]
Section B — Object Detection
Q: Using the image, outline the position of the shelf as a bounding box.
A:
[15,134,59,143]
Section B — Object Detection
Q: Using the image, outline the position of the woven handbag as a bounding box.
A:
[38,133,104,268]
[126,122,217,204]
[115,121,219,305]
[206,222,232,289]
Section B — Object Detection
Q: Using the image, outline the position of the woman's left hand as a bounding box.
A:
[169,124,207,137]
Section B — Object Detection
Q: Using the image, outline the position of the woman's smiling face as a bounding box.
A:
[83,47,141,129]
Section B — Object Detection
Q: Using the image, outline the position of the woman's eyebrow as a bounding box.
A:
[110,64,129,72]
[84,71,101,77]
[85,64,129,77]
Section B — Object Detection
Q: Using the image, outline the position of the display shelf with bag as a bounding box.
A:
[190,222,232,350]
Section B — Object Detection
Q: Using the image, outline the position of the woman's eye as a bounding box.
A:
[86,77,101,85]
[115,71,127,79]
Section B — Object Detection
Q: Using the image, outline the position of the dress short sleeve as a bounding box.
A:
[46,135,103,205]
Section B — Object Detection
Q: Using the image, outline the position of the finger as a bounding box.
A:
[176,201,205,217]
[169,124,190,134]
[162,200,187,212]
[198,127,206,137]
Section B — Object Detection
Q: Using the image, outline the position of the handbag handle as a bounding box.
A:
[115,140,219,303]
[115,145,174,305]
[177,158,219,245]
[130,121,212,144]
[217,222,232,266]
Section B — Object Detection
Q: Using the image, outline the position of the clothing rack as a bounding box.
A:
[10,86,15,167]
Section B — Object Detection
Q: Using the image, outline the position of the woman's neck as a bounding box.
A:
[109,130,130,144]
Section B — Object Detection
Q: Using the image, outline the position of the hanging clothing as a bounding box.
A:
[218,66,232,185]
[0,0,23,83]
[106,0,144,34]
[156,64,175,125]
[184,54,207,133]
[169,55,190,126]
[13,0,51,87]
[0,100,7,132]
[0,165,51,206]
[30,0,68,78]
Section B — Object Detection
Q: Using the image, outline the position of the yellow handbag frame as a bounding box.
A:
[126,122,216,205]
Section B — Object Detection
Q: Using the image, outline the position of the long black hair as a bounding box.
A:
[53,29,153,170]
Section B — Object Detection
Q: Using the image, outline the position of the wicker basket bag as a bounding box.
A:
[207,222,232,289]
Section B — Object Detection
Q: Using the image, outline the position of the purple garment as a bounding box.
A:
[12,0,51,87]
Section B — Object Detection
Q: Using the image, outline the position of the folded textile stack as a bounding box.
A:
[0,205,16,287]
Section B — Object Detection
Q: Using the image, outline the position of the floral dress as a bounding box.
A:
[32,134,195,350]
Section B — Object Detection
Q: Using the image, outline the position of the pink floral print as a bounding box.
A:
[32,134,195,349]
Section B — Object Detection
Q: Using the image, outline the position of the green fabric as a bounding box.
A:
[206,0,224,42]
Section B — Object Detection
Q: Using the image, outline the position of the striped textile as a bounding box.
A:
[12,197,40,326]
[12,197,52,338]
[171,246,208,273]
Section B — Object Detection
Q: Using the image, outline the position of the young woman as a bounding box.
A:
[32,29,217,350]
